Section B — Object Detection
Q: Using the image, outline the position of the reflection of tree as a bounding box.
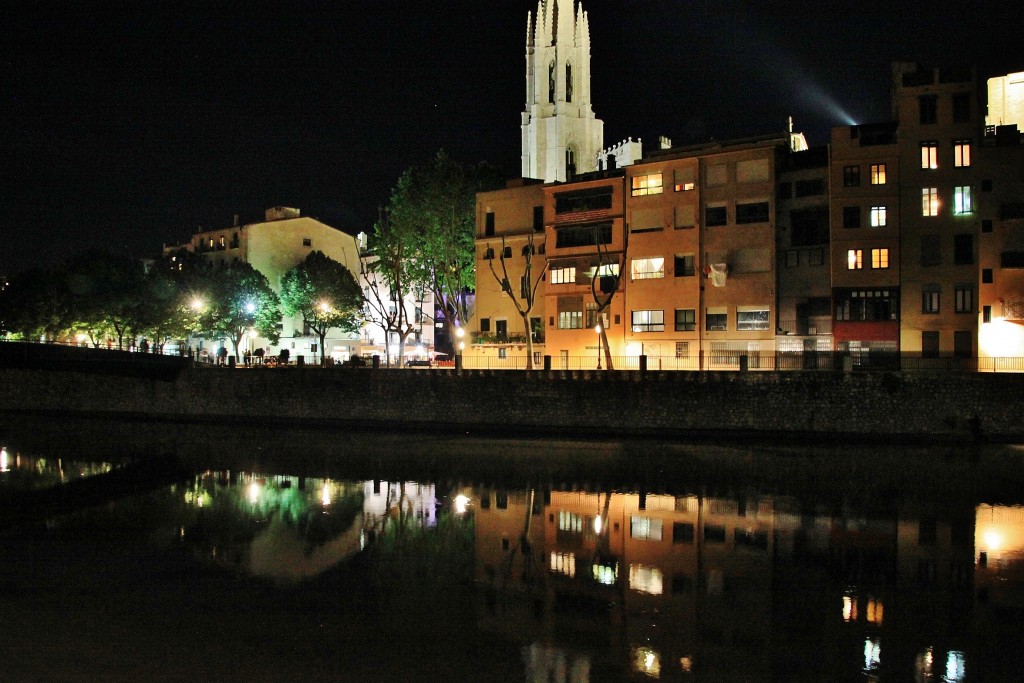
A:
[365,486,474,606]
[179,473,365,581]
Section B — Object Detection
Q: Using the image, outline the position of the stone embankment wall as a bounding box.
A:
[1,366,1022,443]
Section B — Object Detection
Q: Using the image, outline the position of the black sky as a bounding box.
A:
[2,0,1020,274]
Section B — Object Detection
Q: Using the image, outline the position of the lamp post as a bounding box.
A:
[456,326,465,371]
[595,324,602,369]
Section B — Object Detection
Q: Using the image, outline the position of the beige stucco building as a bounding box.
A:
[164,206,363,362]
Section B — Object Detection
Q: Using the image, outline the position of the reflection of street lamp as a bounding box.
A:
[595,324,602,369]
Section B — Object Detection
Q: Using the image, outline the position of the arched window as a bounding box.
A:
[565,62,573,102]
[548,61,555,103]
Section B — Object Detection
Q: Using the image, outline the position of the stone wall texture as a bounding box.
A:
[1,365,1021,443]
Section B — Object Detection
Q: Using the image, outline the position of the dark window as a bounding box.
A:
[843,165,860,187]
[953,234,974,265]
[495,319,508,341]
[554,188,612,214]
[921,235,941,266]
[736,201,770,224]
[955,284,974,313]
[983,305,992,323]
[502,246,512,259]
[952,93,971,123]
[485,212,495,236]
[919,95,938,124]
[479,318,491,333]
[706,313,727,331]
[790,207,829,246]
[674,254,695,277]
[919,518,938,546]
[843,206,861,229]
[673,523,694,544]
[1002,251,1024,268]
[777,182,792,200]
[983,179,994,192]
[954,330,972,358]
[705,206,727,226]
[554,222,613,248]
[302,238,312,247]
[982,219,993,233]
[794,179,825,197]
[483,247,494,260]
[704,525,727,543]
[982,268,993,283]
[675,309,696,332]
[533,206,544,232]
[922,331,940,358]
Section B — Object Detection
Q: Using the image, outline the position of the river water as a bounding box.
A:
[1,416,1023,682]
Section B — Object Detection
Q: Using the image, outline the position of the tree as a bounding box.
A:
[60,251,150,350]
[198,262,282,361]
[485,233,546,369]
[0,267,71,341]
[384,150,503,349]
[280,251,362,365]
[362,209,428,367]
[590,234,627,370]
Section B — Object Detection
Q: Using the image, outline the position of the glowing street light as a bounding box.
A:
[319,300,332,314]
[456,326,465,351]
[244,302,256,314]
[595,323,602,369]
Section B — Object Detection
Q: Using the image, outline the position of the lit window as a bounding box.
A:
[871,248,889,269]
[630,516,663,540]
[847,249,863,270]
[922,188,939,216]
[631,173,663,196]
[631,309,664,332]
[954,140,971,167]
[628,564,664,595]
[549,551,575,577]
[870,206,887,227]
[673,167,695,191]
[954,284,974,313]
[870,164,887,185]
[736,308,769,330]
[550,266,576,284]
[557,311,583,329]
[953,186,973,215]
[558,510,583,532]
[922,285,940,314]
[631,257,665,280]
[921,141,938,169]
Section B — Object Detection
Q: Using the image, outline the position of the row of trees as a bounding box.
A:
[2,149,507,366]
[0,248,362,364]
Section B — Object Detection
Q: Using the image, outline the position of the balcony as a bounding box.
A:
[1003,300,1024,320]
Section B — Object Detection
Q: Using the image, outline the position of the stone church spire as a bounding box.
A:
[521,0,603,182]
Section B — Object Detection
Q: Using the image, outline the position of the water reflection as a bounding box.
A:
[3,425,1024,681]
[0,446,112,490]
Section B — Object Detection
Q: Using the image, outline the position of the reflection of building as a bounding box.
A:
[164,206,362,361]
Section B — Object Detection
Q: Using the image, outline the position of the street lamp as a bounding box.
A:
[595,324,602,369]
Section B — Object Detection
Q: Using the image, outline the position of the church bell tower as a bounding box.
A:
[521,0,603,182]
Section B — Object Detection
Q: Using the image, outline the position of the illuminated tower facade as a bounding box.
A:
[521,0,603,182]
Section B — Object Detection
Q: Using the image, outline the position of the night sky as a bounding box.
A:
[2,0,1020,274]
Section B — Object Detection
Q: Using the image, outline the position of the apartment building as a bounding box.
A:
[829,121,902,363]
